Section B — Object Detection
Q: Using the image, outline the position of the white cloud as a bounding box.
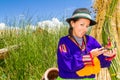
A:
[38,18,63,33]
[0,23,6,30]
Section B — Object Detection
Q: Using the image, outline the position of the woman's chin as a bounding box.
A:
[77,36,83,38]
[78,34,85,38]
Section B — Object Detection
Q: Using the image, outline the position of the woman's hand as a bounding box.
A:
[103,48,117,57]
[90,47,106,57]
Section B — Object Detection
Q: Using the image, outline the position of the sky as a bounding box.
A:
[0,0,94,23]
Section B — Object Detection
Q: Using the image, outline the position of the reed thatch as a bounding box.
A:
[90,0,120,80]
[90,0,111,44]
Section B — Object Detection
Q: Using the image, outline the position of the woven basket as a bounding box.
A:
[42,67,58,80]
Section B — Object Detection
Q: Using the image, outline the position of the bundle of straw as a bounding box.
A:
[90,0,120,80]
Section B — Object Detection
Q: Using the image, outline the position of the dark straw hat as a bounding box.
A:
[66,8,97,26]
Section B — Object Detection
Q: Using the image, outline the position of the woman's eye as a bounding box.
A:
[80,24,84,26]
[80,24,89,28]
[86,26,89,28]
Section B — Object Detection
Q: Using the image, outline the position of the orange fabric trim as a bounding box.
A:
[76,57,101,77]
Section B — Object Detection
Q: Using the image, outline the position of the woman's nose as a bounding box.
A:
[83,26,88,31]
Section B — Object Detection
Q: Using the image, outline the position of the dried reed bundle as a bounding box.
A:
[90,0,120,80]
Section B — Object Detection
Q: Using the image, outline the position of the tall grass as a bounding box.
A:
[0,26,68,80]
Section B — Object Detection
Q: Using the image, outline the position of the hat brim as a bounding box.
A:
[66,17,97,26]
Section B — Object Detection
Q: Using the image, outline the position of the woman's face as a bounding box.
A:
[70,18,90,38]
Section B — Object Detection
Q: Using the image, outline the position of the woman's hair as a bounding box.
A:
[68,18,79,37]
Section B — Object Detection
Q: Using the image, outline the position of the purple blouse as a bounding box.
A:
[57,35,111,79]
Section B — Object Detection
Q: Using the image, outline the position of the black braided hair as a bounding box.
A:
[68,18,79,37]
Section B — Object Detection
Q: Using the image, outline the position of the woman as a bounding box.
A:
[57,8,116,80]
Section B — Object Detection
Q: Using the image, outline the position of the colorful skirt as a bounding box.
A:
[56,76,95,80]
